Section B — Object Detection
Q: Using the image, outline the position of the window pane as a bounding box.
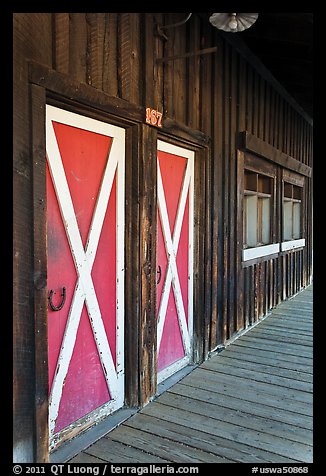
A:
[245,194,258,247]
[293,202,301,239]
[283,200,293,241]
[261,197,271,244]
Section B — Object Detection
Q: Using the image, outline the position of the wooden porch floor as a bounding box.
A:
[69,285,313,464]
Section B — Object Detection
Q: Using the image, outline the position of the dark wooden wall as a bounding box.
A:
[13,13,313,462]
[13,14,53,462]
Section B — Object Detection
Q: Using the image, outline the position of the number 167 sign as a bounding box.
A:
[145,107,163,128]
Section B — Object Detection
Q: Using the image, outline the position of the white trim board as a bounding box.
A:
[157,140,194,160]
[281,239,305,251]
[242,243,280,261]
[157,356,190,385]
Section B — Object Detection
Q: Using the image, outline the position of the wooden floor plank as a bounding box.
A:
[257,315,313,327]
[68,285,313,464]
[285,300,312,305]
[125,412,296,463]
[260,317,312,327]
[272,313,313,320]
[250,322,313,337]
[273,304,313,312]
[142,402,312,462]
[262,315,313,326]
[156,392,312,445]
[170,383,313,430]
[232,339,313,361]
[107,425,222,463]
[229,346,313,367]
[236,335,313,358]
[181,371,313,416]
[201,359,312,392]
[84,437,169,463]
[248,328,312,346]
[209,353,313,383]
[222,346,313,374]
[191,367,312,404]
[124,413,236,462]
[254,322,313,338]
[272,310,313,318]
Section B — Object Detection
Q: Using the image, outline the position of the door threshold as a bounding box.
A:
[156,363,197,398]
[50,407,138,463]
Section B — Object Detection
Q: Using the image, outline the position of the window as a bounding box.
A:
[241,152,306,262]
[280,179,305,251]
[283,182,302,241]
[243,171,272,248]
[239,140,307,262]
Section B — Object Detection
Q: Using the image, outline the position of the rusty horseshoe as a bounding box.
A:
[48,287,66,311]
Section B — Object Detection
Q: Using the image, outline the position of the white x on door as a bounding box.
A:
[156,140,194,383]
[46,105,125,445]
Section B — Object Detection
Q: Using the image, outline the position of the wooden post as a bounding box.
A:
[31,84,49,463]
[200,27,213,360]
[236,150,245,330]
[138,124,158,405]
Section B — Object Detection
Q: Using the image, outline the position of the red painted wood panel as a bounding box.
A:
[47,123,117,432]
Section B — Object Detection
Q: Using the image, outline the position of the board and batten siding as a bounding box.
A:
[13,13,313,462]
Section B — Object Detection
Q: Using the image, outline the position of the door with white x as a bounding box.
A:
[46,105,125,445]
[156,140,194,383]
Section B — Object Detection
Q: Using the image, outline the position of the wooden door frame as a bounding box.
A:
[30,65,148,461]
[29,61,210,462]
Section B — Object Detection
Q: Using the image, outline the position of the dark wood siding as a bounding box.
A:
[13,13,313,462]
[13,13,53,462]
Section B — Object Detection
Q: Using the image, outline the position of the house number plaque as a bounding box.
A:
[145,107,163,128]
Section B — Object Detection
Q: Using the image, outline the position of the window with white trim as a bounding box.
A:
[283,182,302,241]
[243,171,273,248]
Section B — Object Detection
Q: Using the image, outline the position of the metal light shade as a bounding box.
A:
[209,13,259,32]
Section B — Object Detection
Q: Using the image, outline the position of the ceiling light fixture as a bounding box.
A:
[209,13,259,33]
[155,12,259,63]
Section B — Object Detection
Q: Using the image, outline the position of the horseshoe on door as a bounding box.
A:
[48,287,66,311]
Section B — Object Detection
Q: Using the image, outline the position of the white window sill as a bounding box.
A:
[242,240,306,262]
[281,239,305,251]
[243,243,280,261]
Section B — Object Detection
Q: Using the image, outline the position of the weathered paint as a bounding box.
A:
[46,106,125,445]
[156,141,194,383]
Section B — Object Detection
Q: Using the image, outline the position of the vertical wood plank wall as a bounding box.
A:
[13,13,53,462]
[13,13,313,461]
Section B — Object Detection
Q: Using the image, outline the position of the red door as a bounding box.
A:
[156,140,194,383]
[46,106,125,447]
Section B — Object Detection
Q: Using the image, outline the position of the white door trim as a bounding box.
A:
[157,140,194,383]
